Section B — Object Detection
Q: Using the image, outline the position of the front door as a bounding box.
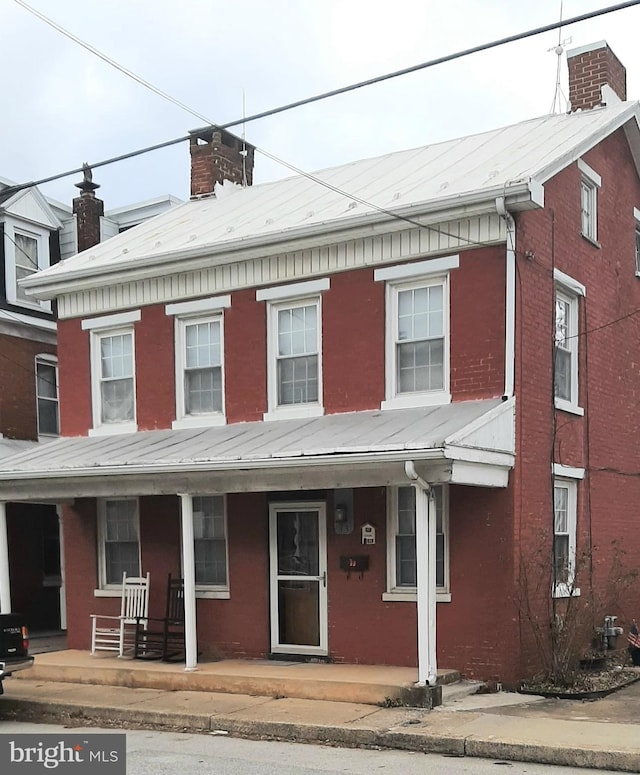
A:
[269,502,328,656]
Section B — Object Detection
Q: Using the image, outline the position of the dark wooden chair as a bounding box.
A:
[134,574,185,662]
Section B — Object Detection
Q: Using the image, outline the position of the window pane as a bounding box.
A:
[38,399,59,435]
[278,305,317,357]
[101,334,133,379]
[185,322,220,369]
[278,355,318,405]
[37,362,57,398]
[397,340,444,393]
[101,379,134,422]
[185,367,222,413]
[554,348,571,401]
[554,535,570,584]
[636,228,640,274]
[396,535,417,586]
[554,486,568,533]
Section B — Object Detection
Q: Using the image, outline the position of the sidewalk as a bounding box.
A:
[2,674,640,771]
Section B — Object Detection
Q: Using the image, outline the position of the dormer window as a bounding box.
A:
[3,216,52,311]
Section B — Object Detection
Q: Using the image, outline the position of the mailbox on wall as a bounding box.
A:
[340,555,369,579]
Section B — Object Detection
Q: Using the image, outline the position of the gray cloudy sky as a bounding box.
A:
[1,0,639,210]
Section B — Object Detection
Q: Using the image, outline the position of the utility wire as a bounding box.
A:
[6,0,640,196]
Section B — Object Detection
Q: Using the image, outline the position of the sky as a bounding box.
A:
[1,0,640,211]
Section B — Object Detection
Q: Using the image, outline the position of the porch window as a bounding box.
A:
[193,495,228,587]
[35,355,59,437]
[384,485,449,601]
[98,498,141,587]
[257,278,329,421]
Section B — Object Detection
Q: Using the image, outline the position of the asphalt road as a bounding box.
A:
[0,721,625,774]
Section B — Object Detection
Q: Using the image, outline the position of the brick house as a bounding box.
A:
[2,41,640,686]
[0,172,179,633]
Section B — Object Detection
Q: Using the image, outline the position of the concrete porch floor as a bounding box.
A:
[19,649,460,707]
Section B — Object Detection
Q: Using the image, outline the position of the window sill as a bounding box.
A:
[382,591,451,603]
[381,392,451,411]
[89,423,138,437]
[554,399,584,416]
[553,586,581,599]
[195,589,230,599]
[581,233,601,249]
[263,405,324,422]
[94,588,124,597]
[172,415,227,430]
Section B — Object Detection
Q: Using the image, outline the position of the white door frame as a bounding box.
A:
[269,501,328,656]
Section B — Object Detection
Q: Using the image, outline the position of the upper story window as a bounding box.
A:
[383,484,449,602]
[193,495,228,589]
[553,270,585,416]
[98,498,141,588]
[82,311,141,436]
[3,216,52,312]
[257,278,329,421]
[552,465,583,598]
[375,255,458,410]
[35,355,59,438]
[165,295,231,429]
[578,159,601,245]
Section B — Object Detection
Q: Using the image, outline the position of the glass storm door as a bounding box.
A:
[269,502,328,656]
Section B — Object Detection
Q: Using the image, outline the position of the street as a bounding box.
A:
[0,722,625,774]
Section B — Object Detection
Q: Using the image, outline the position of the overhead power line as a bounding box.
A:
[7,0,640,196]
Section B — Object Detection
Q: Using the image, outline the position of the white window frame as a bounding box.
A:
[552,466,583,599]
[35,354,59,439]
[83,311,140,436]
[166,296,231,429]
[376,256,457,410]
[258,279,329,421]
[554,271,585,416]
[383,484,450,603]
[578,159,601,245]
[3,215,52,312]
[634,207,640,276]
[96,497,141,591]
[191,494,230,598]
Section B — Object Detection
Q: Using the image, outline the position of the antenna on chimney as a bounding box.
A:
[241,89,248,188]
[548,0,571,114]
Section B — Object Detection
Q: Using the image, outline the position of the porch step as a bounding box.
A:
[20,651,457,708]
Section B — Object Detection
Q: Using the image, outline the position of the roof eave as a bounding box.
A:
[22,181,538,301]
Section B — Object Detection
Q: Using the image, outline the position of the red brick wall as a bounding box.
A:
[136,307,175,430]
[0,333,56,439]
[58,318,91,436]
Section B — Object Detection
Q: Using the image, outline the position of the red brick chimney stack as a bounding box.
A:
[567,41,627,112]
[189,127,255,199]
[73,164,104,252]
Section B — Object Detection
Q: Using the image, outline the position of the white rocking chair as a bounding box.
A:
[90,572,150,657]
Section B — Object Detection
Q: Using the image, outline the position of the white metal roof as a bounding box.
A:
[0,399,514,500]
[23,102,640,291]
[0,438,38,461]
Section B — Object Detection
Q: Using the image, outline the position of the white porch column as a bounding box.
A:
[0,502,11,614]
[178,493,198,671]
[57,506,67,631]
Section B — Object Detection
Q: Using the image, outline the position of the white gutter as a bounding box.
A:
[495,197,515,398]
[404,461,437,686]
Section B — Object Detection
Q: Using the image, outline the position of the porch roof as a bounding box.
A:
[0,398,515,501]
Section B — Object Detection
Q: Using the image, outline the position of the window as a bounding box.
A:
[384,485,449,601]
[553,271,585,415]
[375,256,457,410]
[2,216,51,311]
[98,499,140,587]
[35,356,59,437]
[578,159,601,244]
[192,495,228,588]
[553,479,577,597]
[257,278,329,420]
[84,311,140,435]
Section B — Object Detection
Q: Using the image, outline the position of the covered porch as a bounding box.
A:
[0,397,515,693]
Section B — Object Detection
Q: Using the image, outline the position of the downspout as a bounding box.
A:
[496,196,516,399]
[404,461,437,686]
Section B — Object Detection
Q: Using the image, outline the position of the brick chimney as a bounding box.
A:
[567,41,627,112]
[189,126,255,198]
[73,164,104,252]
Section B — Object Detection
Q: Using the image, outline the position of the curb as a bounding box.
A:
[2,697,640,772]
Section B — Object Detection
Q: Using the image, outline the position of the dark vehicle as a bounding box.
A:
[0,614,33,694]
